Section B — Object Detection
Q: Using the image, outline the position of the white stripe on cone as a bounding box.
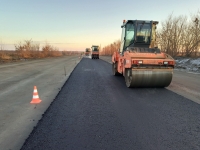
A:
[33,95,39,98]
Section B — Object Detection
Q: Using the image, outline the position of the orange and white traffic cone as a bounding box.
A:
[30,86,42,104]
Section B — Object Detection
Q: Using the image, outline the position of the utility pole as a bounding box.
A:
[194,18,199,57]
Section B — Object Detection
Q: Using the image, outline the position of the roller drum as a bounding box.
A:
[125,68,173,88]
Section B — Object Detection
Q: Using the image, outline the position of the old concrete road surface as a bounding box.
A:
[21,58,200,150]
[0,56,80,150]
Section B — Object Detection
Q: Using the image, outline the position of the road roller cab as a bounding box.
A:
[112,20,175,88]
[91,45,99,59]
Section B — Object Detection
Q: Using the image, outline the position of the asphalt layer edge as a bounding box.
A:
[20,58,83,149]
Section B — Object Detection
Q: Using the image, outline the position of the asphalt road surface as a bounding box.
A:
[21,58,200,150]
[100,56,200,104]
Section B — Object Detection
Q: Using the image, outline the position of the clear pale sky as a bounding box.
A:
[0,0,199,51]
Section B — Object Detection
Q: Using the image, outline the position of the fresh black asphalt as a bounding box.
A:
[21,58,200,150]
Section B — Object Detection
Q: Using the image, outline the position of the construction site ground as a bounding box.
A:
[0,56,200,150]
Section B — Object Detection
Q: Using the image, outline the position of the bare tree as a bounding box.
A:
[42,43,52,57]
[158,11,200,57]
[157,13,187,57]
[101,40,121,55]
[15,39,42,58]
[15,41,25,59]
[181,14,200,57]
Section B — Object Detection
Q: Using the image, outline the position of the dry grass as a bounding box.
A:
[0,50,82,63]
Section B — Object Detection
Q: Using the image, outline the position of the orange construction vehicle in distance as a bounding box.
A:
[91,45,99,59]
[112,20,175,88]
[85,48,91,57]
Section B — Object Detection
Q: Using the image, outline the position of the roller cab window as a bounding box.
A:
[136,23,151,44]
[124,22,135,49]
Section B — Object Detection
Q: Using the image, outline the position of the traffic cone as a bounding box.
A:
[30,86,42,104]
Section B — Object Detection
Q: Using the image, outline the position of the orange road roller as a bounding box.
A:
[112,20,175,88]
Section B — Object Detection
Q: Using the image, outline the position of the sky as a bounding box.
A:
[0,0,200,51]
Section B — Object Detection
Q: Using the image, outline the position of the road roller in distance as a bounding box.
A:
[112,20,175,88]
[85,48,91,56]
[91,45,99,59]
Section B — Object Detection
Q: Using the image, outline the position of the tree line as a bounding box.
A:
[0,39,82,62]
[14,39,63,59]
[100,40,121,56]
[101,11,200,57]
